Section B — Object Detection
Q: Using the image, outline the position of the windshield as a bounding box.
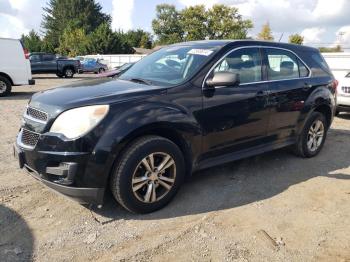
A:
[119,45,219,86]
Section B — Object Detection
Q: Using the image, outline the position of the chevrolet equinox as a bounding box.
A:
[15,40,337,213]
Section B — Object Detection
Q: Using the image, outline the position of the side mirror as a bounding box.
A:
[206,72,240,88]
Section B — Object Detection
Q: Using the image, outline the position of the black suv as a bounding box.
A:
[15,41,337,213]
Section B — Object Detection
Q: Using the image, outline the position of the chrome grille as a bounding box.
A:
[21,129,40,147]
[26,107,48,122]
[342,86,350,94]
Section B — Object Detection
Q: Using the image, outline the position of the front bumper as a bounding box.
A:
[14,139,105,205]
[337,95,350,112]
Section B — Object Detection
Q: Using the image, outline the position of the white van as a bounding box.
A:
[0,38,35,96]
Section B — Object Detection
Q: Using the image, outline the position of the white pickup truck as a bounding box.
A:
[336,72,350,115]
[0,38,35,97]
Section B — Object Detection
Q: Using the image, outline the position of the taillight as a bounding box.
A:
[23,48,29,59]
[331,79,338,94]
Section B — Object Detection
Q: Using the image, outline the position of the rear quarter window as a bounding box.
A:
[311,52,332,76]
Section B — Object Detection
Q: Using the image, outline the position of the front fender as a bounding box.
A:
[89,99,201,187]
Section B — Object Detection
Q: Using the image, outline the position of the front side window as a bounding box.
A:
[119,45,220,86]
[213,48,262,84]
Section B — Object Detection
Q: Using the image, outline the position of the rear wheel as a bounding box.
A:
[98,68,105,74]
[0,76,12,97]
[110,136,185,213]
[293,112,327,158]
[64,68,74,78]
[56,73,63,78]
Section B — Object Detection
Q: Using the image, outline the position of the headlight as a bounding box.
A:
[50,105,109,139]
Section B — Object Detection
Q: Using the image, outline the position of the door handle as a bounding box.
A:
[303,83,313,90]
[256,90,269,98]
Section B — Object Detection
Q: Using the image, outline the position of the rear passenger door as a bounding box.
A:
[41,54,57,73]
[262,48,311,142]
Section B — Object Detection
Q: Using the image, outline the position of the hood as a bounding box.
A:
[29,78,166,116]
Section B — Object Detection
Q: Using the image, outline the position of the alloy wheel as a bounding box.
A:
[307,119,324,152]
[65,69,73,77]
[132,152,176,203]
[0,80,7,93]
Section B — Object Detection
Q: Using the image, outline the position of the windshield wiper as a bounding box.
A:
[128,78,153,85]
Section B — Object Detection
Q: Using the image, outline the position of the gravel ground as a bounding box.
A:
[0,74,350,262]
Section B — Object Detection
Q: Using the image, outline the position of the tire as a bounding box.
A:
[335,110,340,116]
[63,68,74,78]
[110,136,185,214]
[56,74,63,78]
[293,112,327,158]
[0,76,12,97]
[98,68,105,74]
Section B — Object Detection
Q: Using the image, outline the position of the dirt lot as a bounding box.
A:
[1,75,350,262]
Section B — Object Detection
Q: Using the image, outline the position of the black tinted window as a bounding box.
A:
[298,60,309,77]
[214,48,262,84]
[266,49,299,80]
[30,55,40,62]
[42,54,55,61]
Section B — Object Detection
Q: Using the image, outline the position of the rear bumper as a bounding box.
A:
[337,105,350,112]
[337,95,350,112]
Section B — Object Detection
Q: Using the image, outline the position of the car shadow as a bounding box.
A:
[0,91,37,101]
[33,75,94,80]
[336,113,350,120]
[91,128,350,222]
[0,205,34,261]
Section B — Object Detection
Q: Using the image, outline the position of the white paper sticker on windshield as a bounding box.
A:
[188,49,214,56]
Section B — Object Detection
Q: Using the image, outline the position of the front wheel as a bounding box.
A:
[293,112,327,158]
[0,76,12,97]
[110,136,185,213]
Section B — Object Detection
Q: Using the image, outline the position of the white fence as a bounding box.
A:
[323,52,350,79]
[84,54,146,68]
[83,52,350,80]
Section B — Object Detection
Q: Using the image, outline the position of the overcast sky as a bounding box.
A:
[1,0,349,48]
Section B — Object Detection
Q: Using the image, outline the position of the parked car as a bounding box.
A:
[79,58,108,74]
[97,62,135,78]
[336,72,350,115]
[29,52,81,78]
[0,38,35,96]
[15,40,337,213]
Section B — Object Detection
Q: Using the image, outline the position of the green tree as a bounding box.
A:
[125,29,153,49]
[21,30,43,52]
[42,0,111,49]
[180,5,208,41]
[207,4,253,39]
[152,4,183,45]
[319,45,343,53]
[257,22,274,41]
[57,27,90,56]
[289,34,304,45]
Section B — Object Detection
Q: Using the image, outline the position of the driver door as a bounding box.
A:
[200,47,271,159]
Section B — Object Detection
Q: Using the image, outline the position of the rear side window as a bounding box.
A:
[266,49,301,80]
[311,52,330,73]
[213,48,262,84]
[42,54,55,61]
